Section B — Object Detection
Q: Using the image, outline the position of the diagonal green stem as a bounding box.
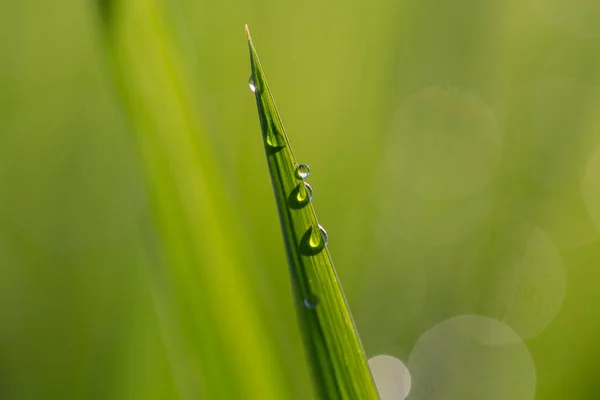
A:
[246,25,380,400]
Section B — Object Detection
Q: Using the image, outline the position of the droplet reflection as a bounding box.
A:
[289,182,313,209]
[303,294,318,309]
[299,225,328,256]
[295,164,311,180]
[265,125,286,151]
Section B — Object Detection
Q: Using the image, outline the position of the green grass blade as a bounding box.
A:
[96,3,292,399]
[246,26,380,400]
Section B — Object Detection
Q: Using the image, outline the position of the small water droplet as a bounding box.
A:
[295,164,311,180]
[299,225,328,255]
[304,294,319,309]
[248,74,257,93]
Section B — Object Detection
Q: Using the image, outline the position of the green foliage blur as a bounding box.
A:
[1,0,600,399]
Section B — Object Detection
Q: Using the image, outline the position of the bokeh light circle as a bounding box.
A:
[376,188,491,247]
[408,315,536,400]
[368,355,412,400]
[386,85,502,201]
[485,227,566,341]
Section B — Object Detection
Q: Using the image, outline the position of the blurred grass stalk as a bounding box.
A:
[97,0,293,398]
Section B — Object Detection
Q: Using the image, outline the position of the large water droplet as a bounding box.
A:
[304,294,319,309]
[295,164,311,180]
[300,225,328,255]
[299,182,313,202]
[289,182,313,209]
[248,74,257,93]
[265,125,286,151]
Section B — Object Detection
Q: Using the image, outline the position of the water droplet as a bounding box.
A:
[299,225,328,255]
[295,164,311,180]
[265,125,286,151]
[248,74,257,93]
[312,225,328,247]
[289,182,313,209]
[299,182,313,202]
[304,294,319,309]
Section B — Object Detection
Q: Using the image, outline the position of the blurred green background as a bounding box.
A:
[2,0,600,399]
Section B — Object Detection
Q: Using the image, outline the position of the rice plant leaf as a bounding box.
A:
[96,3,293,399]
[246,25,380,400]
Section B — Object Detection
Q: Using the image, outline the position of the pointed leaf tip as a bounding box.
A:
[246,33,381,400]
[245,24,251,40]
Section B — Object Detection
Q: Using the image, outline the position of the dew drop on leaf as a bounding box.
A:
[265,125,286,150]
[313,225,328,248]
[298,182,313,203]
[300,225,328,255]
[248,74,257,93]
[295,164,311,179]
[289,182,313,209]
[304,294,319,309]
